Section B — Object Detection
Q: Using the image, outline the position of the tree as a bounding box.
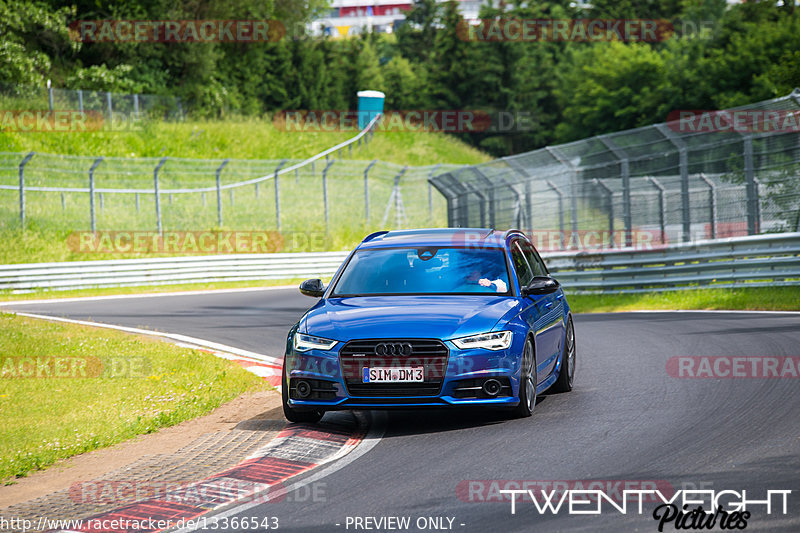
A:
[395,0,440,64]
[0,1,76,85]
[554,41,666,142]
[382,55,426,110]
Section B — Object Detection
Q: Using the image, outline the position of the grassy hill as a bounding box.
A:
[0,116,490,166]
[0,117,490,264]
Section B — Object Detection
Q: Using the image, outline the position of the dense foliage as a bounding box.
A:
[1,0,798,156]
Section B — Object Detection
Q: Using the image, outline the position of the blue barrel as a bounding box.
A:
[357,90,385,130]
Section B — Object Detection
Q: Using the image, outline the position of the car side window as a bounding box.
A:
[510,241,534,287]
[521,241,547,277]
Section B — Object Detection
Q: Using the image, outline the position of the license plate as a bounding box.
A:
[362,367,424,383]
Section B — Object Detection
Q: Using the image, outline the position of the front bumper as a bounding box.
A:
[284,337,523,410]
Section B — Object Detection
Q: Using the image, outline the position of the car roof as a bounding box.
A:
[357,228,522,250]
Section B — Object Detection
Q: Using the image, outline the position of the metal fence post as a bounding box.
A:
[106,92,113,123]
[48,88,53,111]
[544,146,579,245]
[133,94,140,118]
[754,177,762,233]
[273,159,287,230]
[215,159,229,227]
[598,136,632,246]
[546,180,565,249]
[655,124,691,242]
[61,193,65,210]
[465,183,487,228]
[364,160,377,225]
[322,160,334,233]
[621,159,632,246]
[153,157,167,233]
[89,157,103,233]
[77,90,84,113]
[428,164,441,224]
[472,169,496,228]
[698,173,716,239]
[18,152,35,229]
[135,193,140,212]
[647,177,666,244]
[744,136,758,235]
[594,179,614,248]
[394,166,408,228]
[679,148,690,242]
[502,157,535,231]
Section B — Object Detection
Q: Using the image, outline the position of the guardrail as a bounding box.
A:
[546,233,800,293]
[0,252,350,292]
[0,234,797,294]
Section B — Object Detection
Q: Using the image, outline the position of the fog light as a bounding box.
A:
[295,380,312,398]
[482,379,502,397]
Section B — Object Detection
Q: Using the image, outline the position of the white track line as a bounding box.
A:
[0,285,296,306]
[8,311,282,367]
[169,412,387,533]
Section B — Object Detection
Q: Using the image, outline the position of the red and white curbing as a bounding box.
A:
[49,420,365,533]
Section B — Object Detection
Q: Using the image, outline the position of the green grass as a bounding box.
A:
[566,286,800,313]
[0,278,309,302]
[0,116,490,264]
[0,116,491,165]
[0,313,268,482]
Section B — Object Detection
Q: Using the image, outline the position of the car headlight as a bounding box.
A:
[294,333,338,352]
[451,331,512,351]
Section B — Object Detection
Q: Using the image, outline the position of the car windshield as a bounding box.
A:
[331,247,511,296]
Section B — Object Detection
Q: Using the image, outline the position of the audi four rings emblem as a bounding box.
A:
[375,342,413,356]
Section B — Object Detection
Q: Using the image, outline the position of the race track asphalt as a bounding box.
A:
[5,289,799,532]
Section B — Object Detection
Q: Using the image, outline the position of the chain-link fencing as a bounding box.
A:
[0,144,458,250]
[430,90,800,251]
[0,83,184,122]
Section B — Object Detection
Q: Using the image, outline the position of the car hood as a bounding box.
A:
[301,295,521,341]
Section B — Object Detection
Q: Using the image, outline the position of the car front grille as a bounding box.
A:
[339,339,449,397]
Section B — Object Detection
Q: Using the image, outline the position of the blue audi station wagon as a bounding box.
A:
[282,228,576,422]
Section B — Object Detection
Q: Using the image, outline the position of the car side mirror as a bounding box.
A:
[522,276,560,297]
[299,278,325,298]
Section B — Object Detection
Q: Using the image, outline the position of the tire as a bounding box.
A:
[281,363,324,423]
[551,316,576,393]
[511,338,537,418]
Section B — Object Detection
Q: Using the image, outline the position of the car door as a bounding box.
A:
[520,240,565,378]
[509,238,548,385]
